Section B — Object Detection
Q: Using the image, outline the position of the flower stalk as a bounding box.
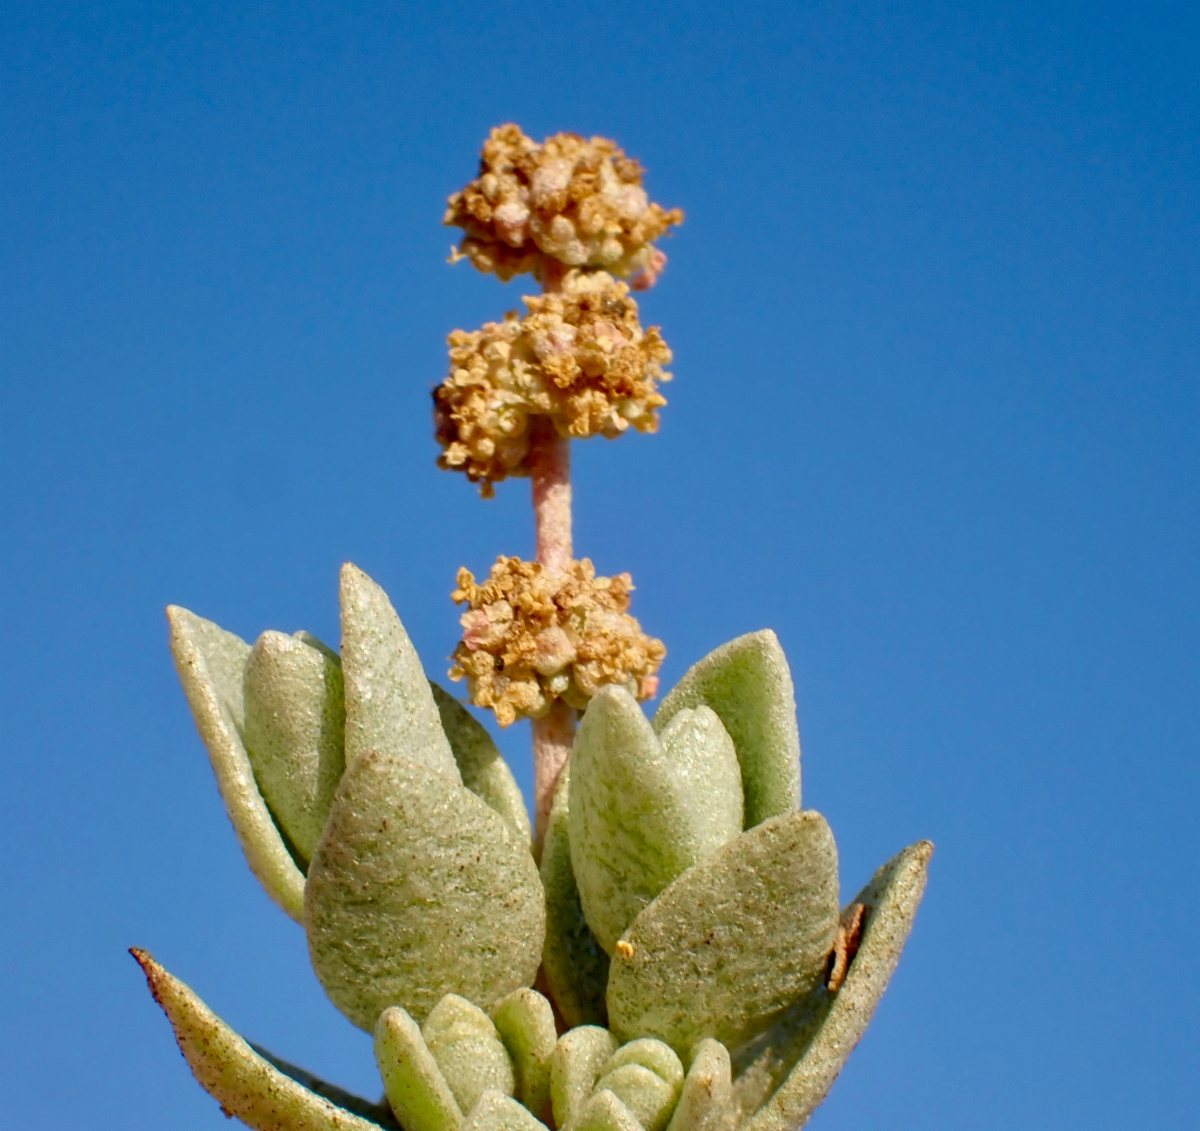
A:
[527,418,576,846]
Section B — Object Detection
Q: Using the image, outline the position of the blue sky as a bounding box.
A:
[1,2,1196,1127]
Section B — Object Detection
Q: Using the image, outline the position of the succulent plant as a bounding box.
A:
[135,123,932,1131]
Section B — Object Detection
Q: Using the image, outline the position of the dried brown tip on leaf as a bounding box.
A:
[825,902,867,993]
[130,948,383,1130]
[444,124,683,283]
[434,271,672,494]
[449,556,665,726]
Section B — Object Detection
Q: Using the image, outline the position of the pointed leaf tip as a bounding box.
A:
[339,562,459,782]
[131,948,384,1130]
[653,630,800,827]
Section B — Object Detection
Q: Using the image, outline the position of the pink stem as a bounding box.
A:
[528,417,576,850]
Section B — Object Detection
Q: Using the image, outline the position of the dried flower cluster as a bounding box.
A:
[434,271,671,494]
[449,556,665,726]
[444,124,683,283]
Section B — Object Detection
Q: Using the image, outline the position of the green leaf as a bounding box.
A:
[601,1040,684,1098]
[733,841,934,1131]
[423,994,516,1116]
[243,630,346,863]
[657,706,743,856]
[305,750,545,1031]
[463,1091,550,1131]
[653,631,801,827]
[339,563,459,781]
[664,1040,731,1131]
[132,947,382,1131]
[606,810,840,1054]
[592,1064,675,1131]
[166,606,306,922]
[574,1090,644,1131]
[490,988,557,1120]
[550,1026,619,1130]
[539,763,610,1028]
[570,687,740,955]
[375,1006,463,1131]
[432,682,532,843]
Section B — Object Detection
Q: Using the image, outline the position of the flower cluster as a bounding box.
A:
[434,271,671,494]
[444,124,683,283]
[449,556,665,726]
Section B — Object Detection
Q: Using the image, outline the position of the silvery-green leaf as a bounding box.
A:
[592,1065,676,1131]
[606,810,840,1054]
[432,682,532,843]
[243,630,346,863]
[250,1042,400,1128]
[339,563,458,781]
[490,988,557,1120]
[734,841,933,1131]
[601,1040,684,1098]
[657,707,743,855]
[665,1040,731,1131]
[463,1091,550,1131]
[550,1026,619,1129]
[166,606,306,922]
[539,764,610,1028]
[305,750,545,1031]
[653,632,800,828]
[375,1006,463,1131]
[575,1090,644,1131]
[571,687,738,955]
[132,947,381,1131]
[423,994,516,1116]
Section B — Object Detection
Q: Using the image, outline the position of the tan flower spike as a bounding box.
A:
[449,556,665,727]
[445,124,683,284]
[434,271,672,495]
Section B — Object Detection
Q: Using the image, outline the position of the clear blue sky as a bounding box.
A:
[2,3,1196,1128]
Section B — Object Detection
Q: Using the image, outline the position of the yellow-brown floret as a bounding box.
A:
[445,124,683,283]
[433,271,671,494]
[449,556,666,726]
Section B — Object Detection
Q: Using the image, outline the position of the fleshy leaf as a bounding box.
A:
[550,1026,619,1129]
[243,630,346,862]
[490,988,557,1120]
[652,631,801,827]
[250,1042,400,1128]
[601,1040,684,1097]
[305,749,544,1030]
[539,763,610,1028]
[733,841,934,1131]
[132,948,382,1130]
[657,707,743,852]
[606,810,840,1053]
[664,1040,731,1131]
[570,686,740,955]
[423,994,516,1116]
[166,606,306,922]
[375,1006,463,1131]
[463,1091,550,1131]
[593,1064,675,1131]
[339,563,459,781]
[432,682,532,843]
[575,1090,644,1131]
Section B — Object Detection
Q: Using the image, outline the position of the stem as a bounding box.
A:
[528,417,576,850]
[529,418,573,575]
[532,699,575,853]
